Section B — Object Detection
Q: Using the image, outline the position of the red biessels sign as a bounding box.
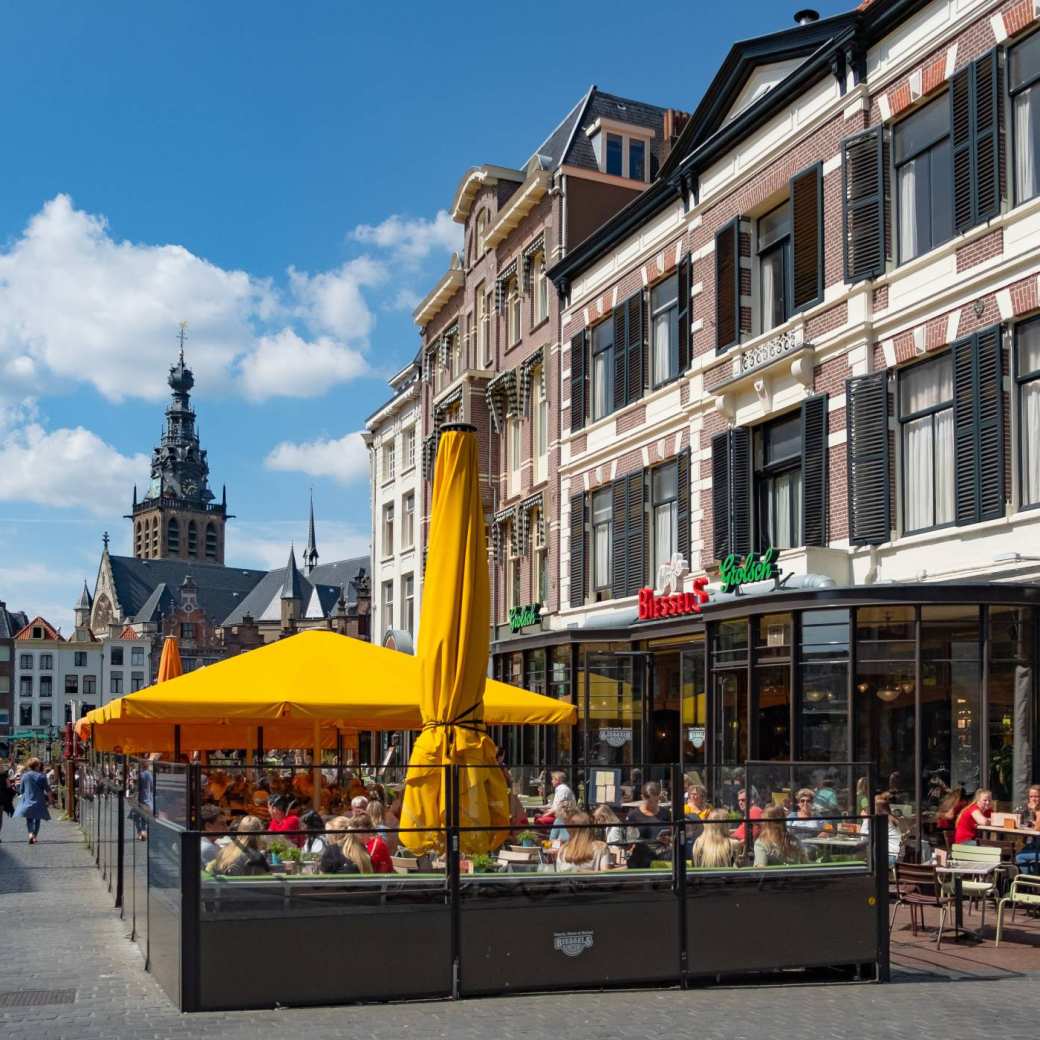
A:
[637,576,710,620]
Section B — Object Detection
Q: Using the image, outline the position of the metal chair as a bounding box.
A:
[950,843,1002,931]
[891,862,951,948]
[995,874,1040,946]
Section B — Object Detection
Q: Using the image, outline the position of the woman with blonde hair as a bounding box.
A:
[754,805,803,867]
[691,808,736,868]
[348,812,392,873]
[210,816,269,877]
[320,815,373,874]
[593,804,625,846]
[556,812,611,872]
[366,799,398,854]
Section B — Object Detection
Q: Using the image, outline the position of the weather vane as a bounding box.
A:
[177,321,189,363]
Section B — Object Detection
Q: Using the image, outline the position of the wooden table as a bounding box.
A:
[936,862,997,942]
[978,823,1040,840]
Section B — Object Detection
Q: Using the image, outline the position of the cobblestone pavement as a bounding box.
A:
[2,818,1039,1040]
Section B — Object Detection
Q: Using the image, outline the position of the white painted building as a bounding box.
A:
[363,358,423,648]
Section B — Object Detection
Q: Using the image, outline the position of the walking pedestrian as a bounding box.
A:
[14,756,51,844]
[0,759,15,842]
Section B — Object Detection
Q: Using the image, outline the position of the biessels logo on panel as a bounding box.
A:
[553,930,594,958]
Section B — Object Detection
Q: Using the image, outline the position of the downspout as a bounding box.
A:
[864,545,880,585]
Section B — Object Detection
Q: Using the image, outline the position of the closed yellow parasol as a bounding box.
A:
[400,425,510,855]
[156,636,183,683]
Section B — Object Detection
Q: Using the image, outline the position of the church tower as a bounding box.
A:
[128,327,230,564]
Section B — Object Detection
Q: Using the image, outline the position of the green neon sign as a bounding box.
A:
[719,547,780,594]
[508,603,542,632]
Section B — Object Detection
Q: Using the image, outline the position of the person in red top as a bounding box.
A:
[730,789,764,843]
[953,788,993,845]
[349,812,392,873]
[266,795,304,847]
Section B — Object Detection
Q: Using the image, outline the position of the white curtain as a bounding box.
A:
[761,252,778,333]
[1023,382,1040,506]
[898,160,918,263]
[594,524,611,588]
[770,471,802,549]
[904,417,934,531]
[1016,87,1037,203]
[934,410,954,525]
[654,503,675,576]
[593,353,608,420]
[653,312,670,384]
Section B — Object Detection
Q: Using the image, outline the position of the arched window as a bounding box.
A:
[167,518,180,554]
[135,521,143,556]
[205,522,218,560]
[150,517,159,556]
[187,520,198,557]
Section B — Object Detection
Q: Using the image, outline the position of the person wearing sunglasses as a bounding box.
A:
[787,788,823,836]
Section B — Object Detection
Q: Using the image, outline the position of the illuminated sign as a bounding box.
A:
[508,602,542,632]
[719,547,780,594]
[637,576,710,621]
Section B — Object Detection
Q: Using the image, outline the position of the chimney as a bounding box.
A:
[661,108,690,167]
[794,9,819,24]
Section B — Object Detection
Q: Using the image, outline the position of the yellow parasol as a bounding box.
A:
[400,424,509,855]
[156,636,183,683]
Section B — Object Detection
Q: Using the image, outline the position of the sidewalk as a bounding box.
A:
[2,817,1040,1040]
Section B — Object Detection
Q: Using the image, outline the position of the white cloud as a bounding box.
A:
[390,287,421,312]
[229,520,370,572]
[0,422,149,515]
[264,431,369,485]
[239,329,368,401]
[351,210,461,263]
[287,256,385,340]
[0,194,264,402]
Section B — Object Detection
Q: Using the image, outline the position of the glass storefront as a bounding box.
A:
[492,590,1039,855]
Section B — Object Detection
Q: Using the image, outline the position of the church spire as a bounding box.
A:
[303,491,319,574]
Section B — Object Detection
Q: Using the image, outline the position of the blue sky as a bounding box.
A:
[0,0,852,630]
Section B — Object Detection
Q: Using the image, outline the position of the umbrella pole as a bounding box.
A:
[312,720,321,813]
[173,725,181,762]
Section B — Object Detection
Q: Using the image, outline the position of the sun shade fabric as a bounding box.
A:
[74,628,576,749]
[400,427,510,856]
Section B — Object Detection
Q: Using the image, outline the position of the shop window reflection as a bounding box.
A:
[800,609,850,762]
[989,607,1034,807]
[583,648,641,767]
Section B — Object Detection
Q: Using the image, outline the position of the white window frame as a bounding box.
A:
[402,492,415,549]
[382,440,396,483]
[507,277,522,346]
[533,364,548,485]
[403,425,416,471]
[530,510,548,605]
[586,119,654,183]
[401,573,415,636]
[382,502,395,558]
[533,253,549,325]
[381,580,394,630]
[507,414,522,498]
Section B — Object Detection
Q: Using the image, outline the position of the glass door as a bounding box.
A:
[680,641,707,776]
[714,670,749,766]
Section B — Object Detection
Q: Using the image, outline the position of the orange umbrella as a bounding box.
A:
[156,636,183,683]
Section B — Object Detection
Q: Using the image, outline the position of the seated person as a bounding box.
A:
[199,803,227,868]
[348,813,392,873]
[1014,784,1040,875]
[535,771,576,827]
[730,789,763,844]
[813,775,840,816]
[549,799,577,843]
[299,809,327,854]
[787,788,823,836]
[626,782,670,870]
[350,794,369,818]
[691,808,737,869]
[754,806,804,867]
[593,804,625,846]
[266,794,304,847]
[556,812,611,872]
[859,791,903,866]
[684,781,711,820]
[366,799,398,854]
[209,816,269,877]
[953,788,993,845]
[317,816,369,874]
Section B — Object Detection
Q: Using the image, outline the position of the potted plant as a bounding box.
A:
[282,846,303,875]
[469,853,496,874]
[517,829,538,848]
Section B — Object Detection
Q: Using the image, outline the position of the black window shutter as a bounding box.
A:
[613,303,628,412]
[711,431,731,560]
[624,471,646,596]
[570,330,586,432]
[677,447,691,565]
[975,325,1004,521]
[953,49,1004,234]
[974,49,1001,224]
[569,492,586,608]
[715,218,739,351]
[842,127,885,283]
[955,326,1005,525]
[625,290,644,405]
[846,373,890,545]
[801,393,829,547]
[952,63,975,233]
[730,427,752,555]
[791,163,823,311]
[611,479,628,600]
[677,255,691,373]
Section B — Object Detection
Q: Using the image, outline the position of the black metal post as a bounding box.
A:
[190,762,202,830]
[874,812,890,982]
[672,762,688,988]
[173,725,181,763]
[115,754,126,911]
[448,765,461,999]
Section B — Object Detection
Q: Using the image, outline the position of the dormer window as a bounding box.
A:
[588,119,653,183]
